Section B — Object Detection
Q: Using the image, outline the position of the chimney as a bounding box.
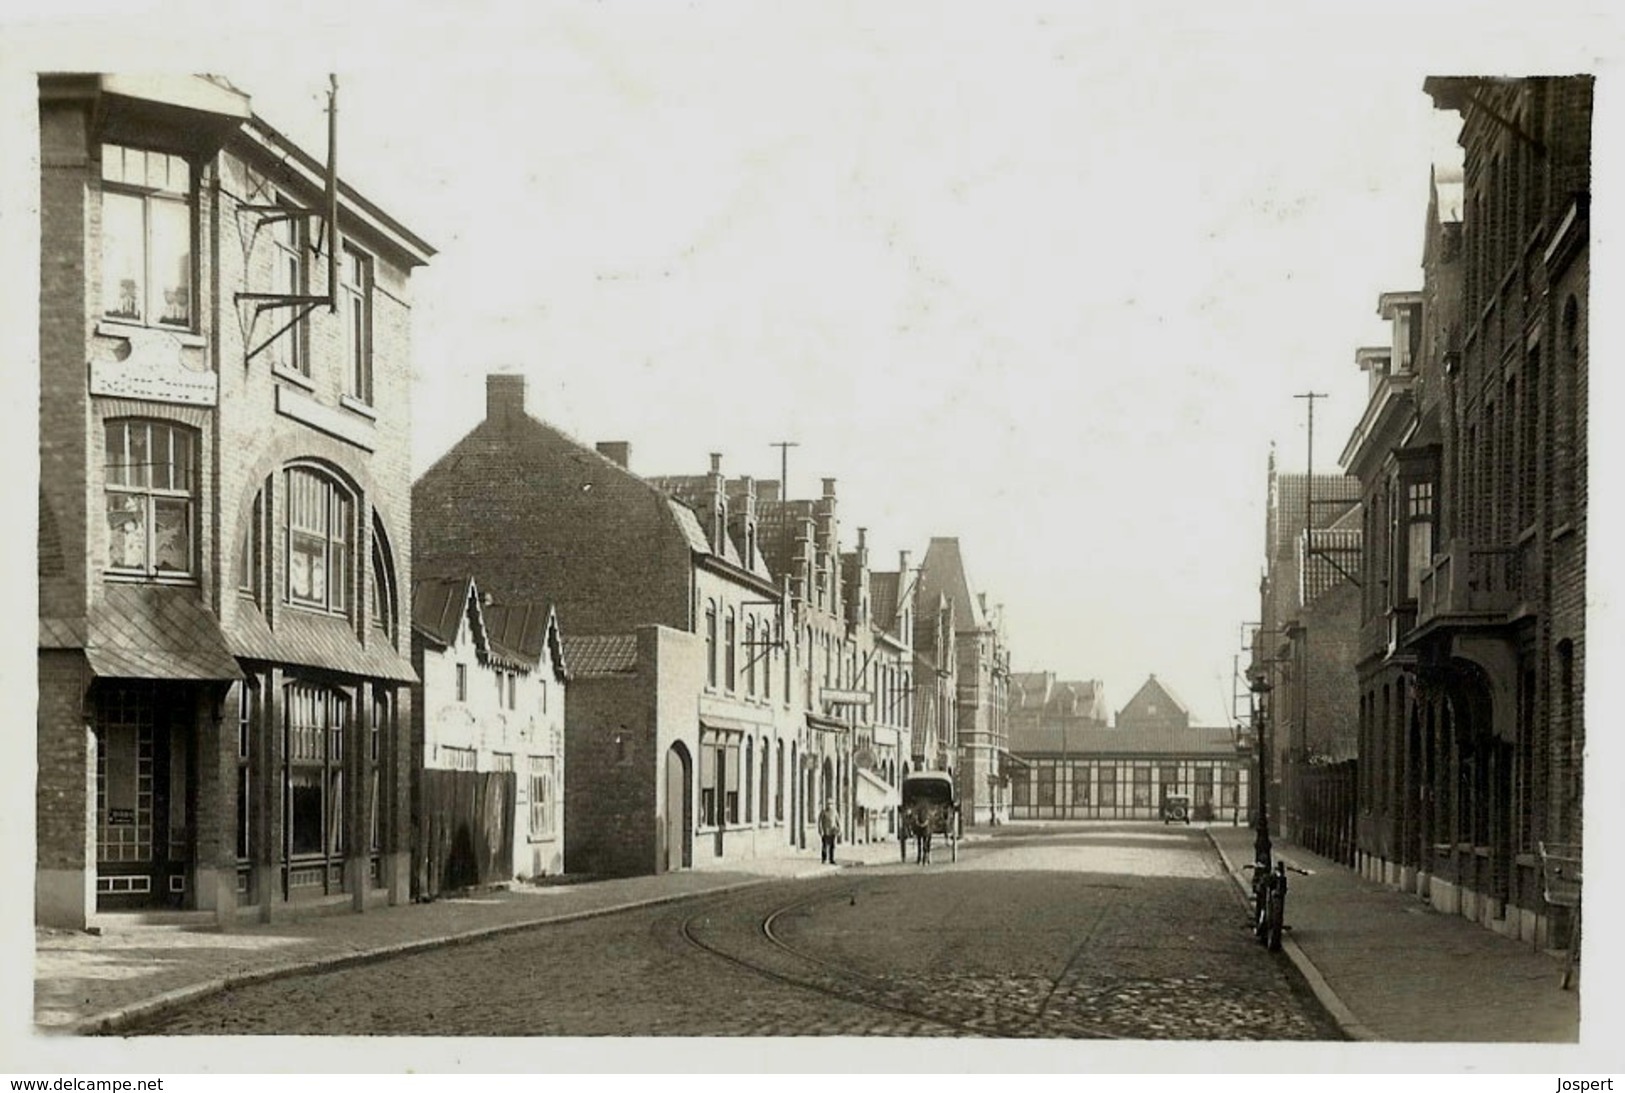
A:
[822,477,837,499]
[486,373,527,423]
[856,527,867,550]
[596,441,631,469]
[709,452,723,475]
[899,549,911,575]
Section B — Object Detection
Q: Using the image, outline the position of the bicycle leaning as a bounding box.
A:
[1243,857,1312,952]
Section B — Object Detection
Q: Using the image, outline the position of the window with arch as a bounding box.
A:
[744,736,754,823]
[105,419,196,579]
[285,466,352,615]
[744,617,757,696]
[238,488,265,600]
[725,608,737,691]
[370,518,398,639]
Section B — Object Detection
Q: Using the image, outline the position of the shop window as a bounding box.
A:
[105,420,196,580]
[1221,767,1239,807]
[285,683,346,861]
[100,144,192,328]
[1098,766,1117,808]
[285,466,352,615]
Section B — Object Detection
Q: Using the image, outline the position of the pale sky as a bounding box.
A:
[5,0,1625,1074]
[5,3,1621,731]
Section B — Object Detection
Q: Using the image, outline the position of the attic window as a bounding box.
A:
[1147,704,1158,715]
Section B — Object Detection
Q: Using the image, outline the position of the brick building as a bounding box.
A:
[1340,76,1590,949]
[413,377,803,875]
[1253,460,1362,841]
[37,75,433,927]
[410,577,567,889]
[915,537,1010,826]
[849,541,913,841]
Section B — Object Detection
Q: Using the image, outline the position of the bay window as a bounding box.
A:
[101,145,192,329]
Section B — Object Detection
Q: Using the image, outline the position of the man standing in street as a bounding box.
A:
[818,799,840,864]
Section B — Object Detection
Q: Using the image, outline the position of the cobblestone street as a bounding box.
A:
[129,825,1341,1039]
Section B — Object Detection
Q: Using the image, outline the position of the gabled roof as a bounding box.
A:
[1117,674,1191,725]
[1271,474,1362,560]
[411,576,557,675]
[916,537,987,631]
[563,633,639,678]
[1010,671,1054,709]
[869,570,901,633]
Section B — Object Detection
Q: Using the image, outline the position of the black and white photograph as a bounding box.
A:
[3,0,1620,1078]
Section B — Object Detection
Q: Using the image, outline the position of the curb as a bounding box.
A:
[1203,830,1378,1042]
[61,872,800,1037]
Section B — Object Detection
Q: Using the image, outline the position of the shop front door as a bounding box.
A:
[95,682,189,910]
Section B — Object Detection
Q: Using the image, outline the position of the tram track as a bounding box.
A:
[674,878,1126,1039]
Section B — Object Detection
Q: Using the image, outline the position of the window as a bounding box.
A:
[440,745,476,771]
[1132,767,1152,808]
[530,756,556,837]
[745,618,757,696]
[1098,766,1117,808]
[745,737,754,822]
[508,674,517,711]
[100,145,191,328]
[285,467,351,614]
[705,603,718,688]
[1406,481,1435,600]
[270,203,308,374]
[1070,764,1090,807]
[1036,765,1056,808]
[1159,765,1179,800]
[105,420,196,579]
[238,489,264,599]
[285,683,346,860]
[725,609,737,691]
[760,737,770,822]
[1194,766,1215,808]
[775,740,785,821]
[370,522,396,636]
[341,246,373,404]
[455,664,468,702]
[1221,767,1239,807]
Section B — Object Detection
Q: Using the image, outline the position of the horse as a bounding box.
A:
[909,802,939,865]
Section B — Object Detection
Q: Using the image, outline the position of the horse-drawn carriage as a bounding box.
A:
[900,771,959,863]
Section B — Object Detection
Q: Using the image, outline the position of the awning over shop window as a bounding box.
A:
[226,602,417,682]
[85,584,242,681]
[856,767,899,811]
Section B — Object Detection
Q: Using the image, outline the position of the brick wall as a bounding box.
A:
[564,671,657,876]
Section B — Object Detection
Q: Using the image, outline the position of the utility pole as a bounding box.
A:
[770,440,799,499]
[1292,392,1327,839]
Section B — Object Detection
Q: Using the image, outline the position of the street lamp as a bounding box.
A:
[1249,668,1274,868]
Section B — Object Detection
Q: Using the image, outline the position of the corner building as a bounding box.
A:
[37,75,433,927]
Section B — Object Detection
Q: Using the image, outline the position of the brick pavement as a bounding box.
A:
[1206,826,1581,1042]
[34,837,915,1035]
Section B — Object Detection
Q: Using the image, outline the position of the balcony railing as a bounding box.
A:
[1416,539,1523,626]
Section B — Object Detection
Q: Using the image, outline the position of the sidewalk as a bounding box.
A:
[34,837,905,1035]
[1206,826,1580,1042]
